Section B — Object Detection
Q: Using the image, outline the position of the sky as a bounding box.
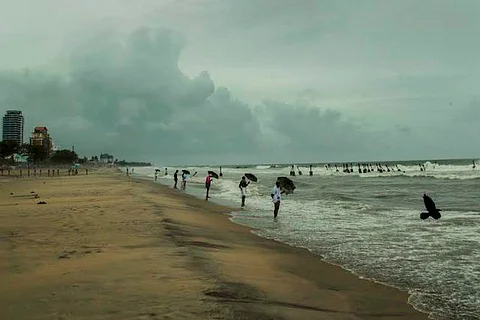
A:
[0,0,479,165]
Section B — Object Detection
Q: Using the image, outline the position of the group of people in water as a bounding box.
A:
[160,168,285,218]
[323,163,407,173]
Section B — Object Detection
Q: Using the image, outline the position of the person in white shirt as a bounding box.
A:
[238,176,250,207]
[271,181,285,218]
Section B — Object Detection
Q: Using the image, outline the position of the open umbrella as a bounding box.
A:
[182,169,191,175]
[244,173,257,182]
[277,176,296,194]
[155,169,161,172]
[208,171,219,179]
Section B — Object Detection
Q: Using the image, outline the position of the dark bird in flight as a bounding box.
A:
[420,194,442,220]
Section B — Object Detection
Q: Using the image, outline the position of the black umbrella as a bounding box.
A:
[208,171,219,179]
[155,169,161,172]
[277,176,296,194]
[182,169,191,175]
[244,173,257,182]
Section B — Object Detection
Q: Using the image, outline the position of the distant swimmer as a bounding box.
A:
[420,194,442,220]
[238,176,250,207]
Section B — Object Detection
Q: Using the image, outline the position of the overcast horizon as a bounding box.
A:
[1,0,479,165]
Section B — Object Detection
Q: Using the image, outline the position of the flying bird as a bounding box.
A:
[420,194,442,220]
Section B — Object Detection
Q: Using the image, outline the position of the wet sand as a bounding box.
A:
[0,170,428,319]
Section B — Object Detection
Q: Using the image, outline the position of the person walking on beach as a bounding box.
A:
[271,181,284,218]
[205,173,212,200]
[239,176,250,207]
[173,170,178,189]
[181,171,187,190]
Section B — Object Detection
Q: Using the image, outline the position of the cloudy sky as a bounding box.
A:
[0,0,479,165]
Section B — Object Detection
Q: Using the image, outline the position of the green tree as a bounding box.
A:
[0,141,19,159]
[50,149,79,164]
[27,145,49,164]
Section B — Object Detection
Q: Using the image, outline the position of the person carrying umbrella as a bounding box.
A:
[271,181,285,218]
[205,172,212,200]
[181,171,187,190]
[238,176,250,207]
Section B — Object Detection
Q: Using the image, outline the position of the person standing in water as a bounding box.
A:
[271,181,284,218]
[205,173,212,200]
[173,170,179,189]
[238,176,250,207]
[181,171,187,190]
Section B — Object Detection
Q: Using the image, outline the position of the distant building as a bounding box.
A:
[2,110,24,145]
[100,153,114,163]
[30,126,53,157]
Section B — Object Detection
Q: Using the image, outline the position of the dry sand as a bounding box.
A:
[0,170,428,319]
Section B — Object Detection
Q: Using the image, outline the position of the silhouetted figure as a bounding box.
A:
[335,164,339,172]
[419,164,424,172]
[165,168,168,176]
[220,166,223,177]
[298,167,302,175]
[473,160,476,170]
[205,173,212,200]
[309,165,313,176]
[173,170,178,188]
[358,164,362,174]
[421,194,442,220]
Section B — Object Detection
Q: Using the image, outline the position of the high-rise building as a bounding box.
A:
[2,110,24,145]
[30,126,53,157]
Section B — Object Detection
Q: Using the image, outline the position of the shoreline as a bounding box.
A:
[140,171,431,317]
[128,170,431,319]
[1,170,429,319]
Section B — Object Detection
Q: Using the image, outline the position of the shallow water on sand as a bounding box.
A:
[135,160,480,320]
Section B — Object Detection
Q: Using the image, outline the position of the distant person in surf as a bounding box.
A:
[238,176,250,207]
[271,181,285,218]
[205,173,212,200]
[173,170,179,189]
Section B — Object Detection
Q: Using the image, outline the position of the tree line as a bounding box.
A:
[0,141,78,165]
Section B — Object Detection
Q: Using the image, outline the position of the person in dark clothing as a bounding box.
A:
[205,173,212,200]
[173,170,178,189]
[238,176,250,207]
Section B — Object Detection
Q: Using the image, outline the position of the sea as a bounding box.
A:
[130,159,480,320]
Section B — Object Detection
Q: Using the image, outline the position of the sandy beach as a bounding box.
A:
[0,170,428,319]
